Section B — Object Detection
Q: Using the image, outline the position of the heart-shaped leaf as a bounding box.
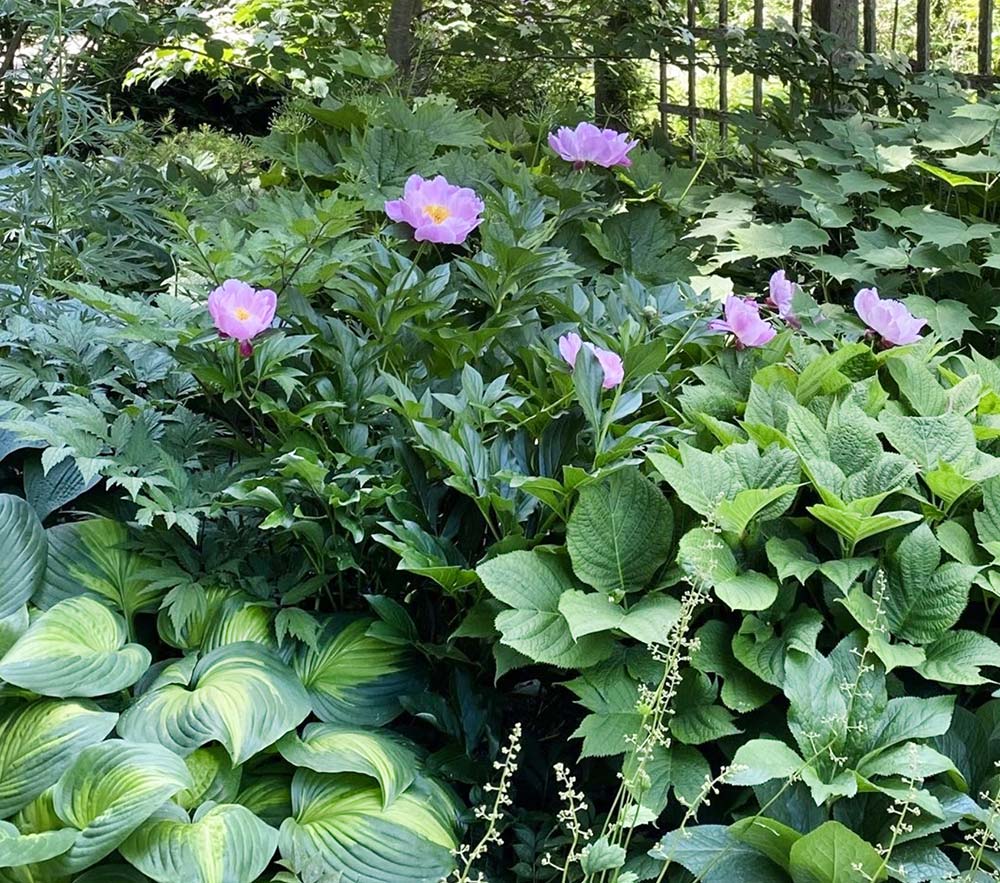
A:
[0,494,46,619]
[278,771,459,883]
[120,803,278,883]
[117,642,311,764]
[293,618,422,726]
[0,597,150,698]
[278,723,419,808]
[0,698,116,817]
[46,739,192,874]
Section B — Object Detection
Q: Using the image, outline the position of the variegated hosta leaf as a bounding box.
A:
[277,723,419,808]
[176,746,243,811]
[235,774,293,829]
[0,820,76,867]
[120,803,278,883]
[0,494,46,619]
[158,590,277,654]
[0,698,117,817]
[37,518,161,617]
[117,642,311,764]
[46,739,193,874]
[0,607,28,661]
[278,771,459,883]
[0,597,151,698]
[293,618,422,726]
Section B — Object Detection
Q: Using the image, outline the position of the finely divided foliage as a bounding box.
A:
[7,81,1000,883]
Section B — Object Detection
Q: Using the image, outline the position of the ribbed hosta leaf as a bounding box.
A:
[117,642,310,764]
[47,740,192,874]
[158,590,277,654]
[0,698,117,817]
[73,865,153,882]
[293,618,421,726]
[0,607,27,659]
[278,771,459,883]
[120,803,278,883]
[23,456,99,522]
[0,494,46,619]
[176,746,242,811]
[0,820,76,867]
[235,774,292,829]
[37,518,161,617]
[0,597,150,697]
[277,724,419,808]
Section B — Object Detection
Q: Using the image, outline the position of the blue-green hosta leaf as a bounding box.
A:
[566,467,673,594]
[120,803,278,883]
[23,456,99,522]
[293,617,422,726]
[476,551,614,668]
[0,597,150,697]
[235,775,292,829]
[72,865,152,882]
[175,746,242,811]
[117,642,310,764]
[0,699,116,818]
[278,724,419,808]
[46,740,193,874]
[0,820,76,867]
[277,771,459,883]
[0,494,46,619]
[0,607,27,659]
[37,519,161,617]
[885,524,975,644]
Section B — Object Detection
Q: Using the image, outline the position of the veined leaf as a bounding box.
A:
[277,771,459,883]
[0,494,46,619]
[566,467,673,594]
[120,803,278,883]
[788,821,886,882]
[117,642,310,764]
[293,617,422,726]
[176,746,242,810]
[0,699,116,818]
[37,519,161,619]
[278,723,419,808]
[0,597,150,698]
[0,821,76,867]
[716,485,799,537]
[23,456,99,521]
[47,740,192,874]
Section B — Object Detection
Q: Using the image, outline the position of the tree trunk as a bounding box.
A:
[386,0,421,77]
[593,12,634,130]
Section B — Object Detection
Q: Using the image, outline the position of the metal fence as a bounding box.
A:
[658,0,997,141]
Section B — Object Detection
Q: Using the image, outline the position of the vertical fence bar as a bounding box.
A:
[916,0,930,70]
[719,0,729,142]
[659,52,670,139]
[752,0,764,118]
[863,0,876,52]
[793,0,803,31]
[980,0,994,76]
[688,0,698,158]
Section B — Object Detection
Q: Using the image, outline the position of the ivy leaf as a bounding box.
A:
[566,467,673,594]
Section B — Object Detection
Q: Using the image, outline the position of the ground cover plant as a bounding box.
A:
[11,9,1000,881]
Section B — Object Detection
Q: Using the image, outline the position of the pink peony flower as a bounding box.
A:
[548,122,638,169]
[207,279,277,357]
[384,174,485,245]
[558,332,624,389]
[709,296,776,349]
[767,271,795,320]
[854,287,926,347]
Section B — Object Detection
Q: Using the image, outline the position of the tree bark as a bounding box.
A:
[386,0,421,76]
[593,12,634,130]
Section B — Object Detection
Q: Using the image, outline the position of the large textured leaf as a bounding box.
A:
[46,740,192,874]
[880,412,977,470]
[0,597,150,697]
[117,642,310,764]
[0,495,46,619]
[176,746,242,810]
[885,524,975,644]
[0,819,76,867]
[23,456,99,522]
[0,699,117,818]
[476,551,614,668]
[788,821,886,882]
[278,724,419,808]
[293,618,422,726]
[120,803,278,883]
[566,467,673,594]
[652,825,786,882]
[37,519,161,617]
[278,771,458,883]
